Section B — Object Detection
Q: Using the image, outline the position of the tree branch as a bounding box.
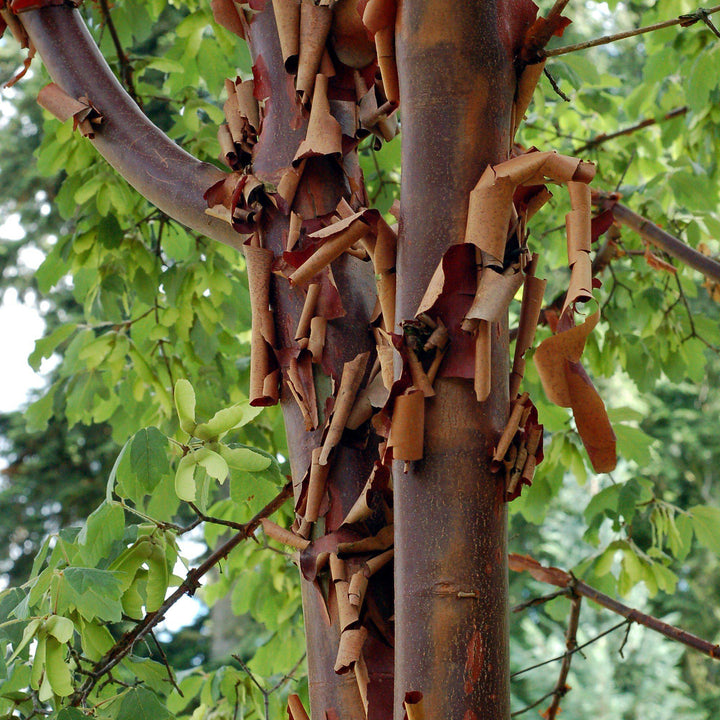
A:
[545,4,720,56]
[601,198,720,284]
[509,553,720,661]
[574,107,688,154]
[21,5,241,249]
[71,482,293,706]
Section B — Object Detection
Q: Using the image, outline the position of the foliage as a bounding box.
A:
[0,0,719,717]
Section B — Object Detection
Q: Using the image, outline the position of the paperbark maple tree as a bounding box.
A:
[3,1,720,719]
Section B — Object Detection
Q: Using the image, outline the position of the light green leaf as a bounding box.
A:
[44,616,74,644]
[28,324,77,372]
[59,568,124,622]
[78,501,125,566]
[44,636,74,697]
[689,505,720,555]
[174,379,197,435]
[195,404,248,441]
[117,687,172,720]
[195,448,229,482]
[218,444,272,473]
[175,453,198,502]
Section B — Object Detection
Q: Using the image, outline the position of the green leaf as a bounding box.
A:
[614,424,655,467]
[130,427,171,492]
[218,445,272,472]
[78,501,126,566]
[689,505,720,555]
[117,687,172,720]
[28,324,77,372]
[59,568,124,622]
[174,379,197,435]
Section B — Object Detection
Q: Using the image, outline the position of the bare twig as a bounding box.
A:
[512,588,572,613]
[98,0,141,107]
[70,482,293,706]
[545,595,582,719]
[511,618,631,678]
[149,629,183,697]
[546,4,720,56]
[543,67,571,102]
[189,503,247,531]
[574,107,688,154]
[233,651,306,720]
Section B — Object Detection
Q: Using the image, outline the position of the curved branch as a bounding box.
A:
[22,5,241,249]
[609,201,720,284]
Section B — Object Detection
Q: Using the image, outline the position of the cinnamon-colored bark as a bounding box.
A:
[394,2,535,718]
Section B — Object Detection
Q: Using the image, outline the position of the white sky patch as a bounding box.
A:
[0,288,46,413]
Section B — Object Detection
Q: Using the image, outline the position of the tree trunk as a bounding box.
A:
[22,1,538,718]
[394,2,534,717]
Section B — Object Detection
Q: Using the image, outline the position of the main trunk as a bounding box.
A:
[393,3,528,718]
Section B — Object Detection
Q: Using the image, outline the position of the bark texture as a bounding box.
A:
[394,2,535,717]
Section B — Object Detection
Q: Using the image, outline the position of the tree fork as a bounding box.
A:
[394,2,535,718]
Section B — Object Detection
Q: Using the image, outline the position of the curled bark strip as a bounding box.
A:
[341,460,390,525]
[493,392,530,464]
[509,255,546,399]
[319,351,370,465]
[211,0,248,38]
[338,524,393,554]
[403,691,426,720]
[334,626,368,674]
[295,282,321,339]
[305,447,330,522]
[244,242,281,406]
[262,518,311,550]
[274,0,300,73]
[37,81,102,136]
[287,693,311,720]
[296,0,332,100]
[293,73,343,164]
[308,315,327,363]
[534,311,616,472]
[290,218,369,286]
[388,387,424,461]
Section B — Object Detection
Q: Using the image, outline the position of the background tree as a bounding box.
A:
[0,0,719,719]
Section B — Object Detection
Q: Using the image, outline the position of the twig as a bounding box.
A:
[70,482,293,706]
[232,652,306,720]
[512,588,572,613]
[149,629,183,697]
[511,618,631,678]
[574,107,688,154]
[546,4,720,56]
[98,0,141,107]
[601,198,720,284]
[511,688,557,717]
[189,503,247,531]
[544,594,582,719]
[543,67,570,102]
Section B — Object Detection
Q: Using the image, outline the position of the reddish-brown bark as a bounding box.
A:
[21,2,541,718]
[394,2,535,718]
